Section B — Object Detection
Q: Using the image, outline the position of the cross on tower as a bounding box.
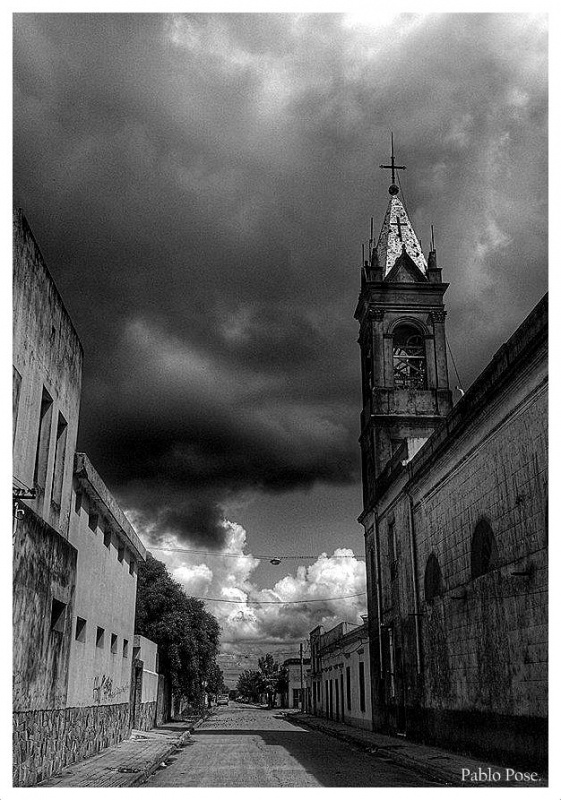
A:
[392,216,405,241]
[380,133,406,188]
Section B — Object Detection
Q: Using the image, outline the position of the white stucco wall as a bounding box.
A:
[314,628,372,731]
[134,635,159,704]
[66,486,140,708]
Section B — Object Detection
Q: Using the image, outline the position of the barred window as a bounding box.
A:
[393,325,426,389]
[424,553,442,602]
[471,519,497,579]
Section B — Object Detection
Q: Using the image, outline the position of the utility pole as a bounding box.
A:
[300,642,304,712]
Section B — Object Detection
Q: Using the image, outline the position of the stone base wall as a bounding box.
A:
[13,703,130,787]
[134,701,157,732]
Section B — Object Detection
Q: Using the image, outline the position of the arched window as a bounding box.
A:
[424,552,442,603]
[392,325,426,389]
[471,518,497,579]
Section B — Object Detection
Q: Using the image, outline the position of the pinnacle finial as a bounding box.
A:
[380,132,406,195]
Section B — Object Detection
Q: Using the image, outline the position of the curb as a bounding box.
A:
[129,726,195,787]
[133,710,212,786]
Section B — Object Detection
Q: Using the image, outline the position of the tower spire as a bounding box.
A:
[375,138,427,278]
[380,132,406,195]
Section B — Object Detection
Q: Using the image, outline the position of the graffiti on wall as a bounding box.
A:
[92,675,129,704]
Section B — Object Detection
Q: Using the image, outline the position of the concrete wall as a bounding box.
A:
[12,209,82,536]
[156,673,172,725]
[13,506,77,712]
[134,635,159,704]
[66,478,140,709]
[130,636,159,731]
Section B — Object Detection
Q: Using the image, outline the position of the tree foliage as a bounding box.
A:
[236,669,266,701]
[135,552,222,706]
[236,654,289,707]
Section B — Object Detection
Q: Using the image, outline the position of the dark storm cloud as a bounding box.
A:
[13,13,547,547]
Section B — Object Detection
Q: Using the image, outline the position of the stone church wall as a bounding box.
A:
[368,297,547,767]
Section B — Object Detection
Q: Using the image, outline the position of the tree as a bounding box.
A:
[236,669,265,702]
[206,662,226,696]
[277,665,289,705]
[257,654,289,708]
[258,654,278,708]
[135,552,222,710]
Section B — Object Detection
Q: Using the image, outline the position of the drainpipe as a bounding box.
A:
[406,486,422,675]
[373,511,384,683]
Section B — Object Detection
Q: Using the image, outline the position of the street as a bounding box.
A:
[142,702,441,787]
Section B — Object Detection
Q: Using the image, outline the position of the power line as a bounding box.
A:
[197,592,366,605]
[148,546,363,561]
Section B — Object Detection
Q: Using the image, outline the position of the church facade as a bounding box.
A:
[355,155,547,767]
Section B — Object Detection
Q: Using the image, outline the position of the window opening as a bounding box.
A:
[50,413,68,509]
[123,639,129,658]
[89,512,98,532]
[346,666,351,710]
[424,552,442,602]
[359,661,366,712]
[387,628,396,698]
[96,627,105,648]
[471,518,497,579]
[104,529,111,548]
[50,599,66,633]
[75,617,87,642]
[111,633,118,654]
[33,388,53,489]
[393,325,426,389]
[388,521,398,581]
[13,367,22,443]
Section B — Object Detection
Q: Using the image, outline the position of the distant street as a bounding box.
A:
[143,702,440,787]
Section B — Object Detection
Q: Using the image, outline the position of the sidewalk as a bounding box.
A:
[287,712,548,788]
[39,714,209,788]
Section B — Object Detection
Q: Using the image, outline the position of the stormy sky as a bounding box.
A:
[13,13,547,652]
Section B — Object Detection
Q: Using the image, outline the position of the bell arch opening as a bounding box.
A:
[392,324,427,389]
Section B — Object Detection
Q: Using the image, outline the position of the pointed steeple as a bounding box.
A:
[376,135,427,279]
[376,194,427,278]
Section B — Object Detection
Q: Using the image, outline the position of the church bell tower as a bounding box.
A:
[355,140,452,514]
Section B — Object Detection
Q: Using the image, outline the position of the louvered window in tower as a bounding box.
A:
[392,326,426,389]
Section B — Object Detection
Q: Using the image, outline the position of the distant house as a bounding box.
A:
[281,657,310,709]
[12,210,149,786]
[309,622,371,730]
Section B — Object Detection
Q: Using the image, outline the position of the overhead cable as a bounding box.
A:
[149,546,362,561]
[194,592,366,605]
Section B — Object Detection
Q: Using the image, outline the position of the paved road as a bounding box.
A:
[143,702,441,787]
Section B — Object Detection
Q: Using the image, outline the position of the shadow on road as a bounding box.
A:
[190,726,437,787]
